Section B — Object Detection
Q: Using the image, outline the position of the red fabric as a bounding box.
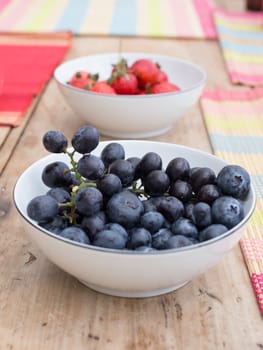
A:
[0,33,72,126]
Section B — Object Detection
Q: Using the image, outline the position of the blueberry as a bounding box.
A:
[192,202,212,228]
[77,154,105,180]
[93,229,127,249]
[140,211,165,233]
[164,235,193,249]
[42,130,68,153]
[169,180,192,203]
[106,190,144,229]
[42,161,73,188]
[199,224,228,242]
[71,125,99,154]
[171,217,198,239]
[100,142,125,167]
[47,187,71,214]
[126,227,152,249]
[27,195,59,223]
[211,196,244,229]
[40,215,69,234]
[165,157,190,182]
[47,187,71,203]
[104,223,128,240]
[126,157,141,180]
[197,184,220,204]
[59,226,90,244]
[81,211,107,240]
[152,228,173,250]
[108,159,135,186]
[190,167,216,193]
[158,196,184,222]
[97,173,122,198]
[216,165,250,199]
[75,187,103,216]
[143,170,170,197]
[136,152,162,178]
[142,197,163,213]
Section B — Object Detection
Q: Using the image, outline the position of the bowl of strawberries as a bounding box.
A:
[54,53,207,138]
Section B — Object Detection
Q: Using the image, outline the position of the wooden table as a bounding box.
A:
[1,2,263,349]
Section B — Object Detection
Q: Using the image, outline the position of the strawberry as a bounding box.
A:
[150,82,180,94]
[108,58,138,95]
[131,59,160,89]
[156,70,168,84]
[90,81,116,95]
[111,73,138,95]
[69,71,98,89]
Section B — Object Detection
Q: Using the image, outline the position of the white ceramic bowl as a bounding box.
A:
[14,141,256,298]
[54,53,207,138]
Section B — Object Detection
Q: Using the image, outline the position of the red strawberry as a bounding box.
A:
[90,81,116,95]
[69,71,98,89]
[156,70,168,84]
[111,73,138,95]
[150,82,180,94]
[108,58,138,95]
[131,59,160,89]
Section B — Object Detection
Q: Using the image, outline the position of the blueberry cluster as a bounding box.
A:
[27,125,251,251]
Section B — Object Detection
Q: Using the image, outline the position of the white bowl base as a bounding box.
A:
[98,126,172,139]
[78,279,189,298]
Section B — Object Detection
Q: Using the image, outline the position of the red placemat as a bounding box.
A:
[0,31,72,126]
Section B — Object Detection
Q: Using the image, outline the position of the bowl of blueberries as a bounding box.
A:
[14,125,256,298]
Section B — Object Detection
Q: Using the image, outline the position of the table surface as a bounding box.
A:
[1,1,263,349]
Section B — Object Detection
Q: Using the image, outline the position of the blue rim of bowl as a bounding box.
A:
[13,141,256,256]
[54,53,207,99]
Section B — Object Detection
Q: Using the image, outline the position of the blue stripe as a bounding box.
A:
[110,0,136,36]
[55,0,90,33]
[217,25,263,40]
[221,40,263,55]
[210,134,263,154]
[251,175,263,198]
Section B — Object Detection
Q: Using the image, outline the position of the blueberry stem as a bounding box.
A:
[65,149,83,183]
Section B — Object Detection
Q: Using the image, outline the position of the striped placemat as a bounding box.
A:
[214,8,263,86]
[0,31,72,126]
[200,88,263,314]
[0,0,217,39]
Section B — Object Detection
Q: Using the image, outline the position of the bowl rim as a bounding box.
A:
[13,140,256,256]
[54,52,207,99]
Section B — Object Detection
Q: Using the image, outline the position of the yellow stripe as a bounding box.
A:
[38,0,68,31]
[204,116,263,130]
[81,0,115,34]
[25,0,57,31]
[224,51,263,63]
[148,0,162,36]
[250,211,263,227]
